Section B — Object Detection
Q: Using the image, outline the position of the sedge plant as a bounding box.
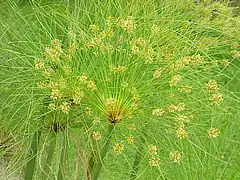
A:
[0,0,240,180]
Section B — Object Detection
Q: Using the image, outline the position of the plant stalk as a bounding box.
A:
[24,130,41,180]
[90,124,114,180]
[130,128,147,179]
[57,131,67,180]
[43,133,57,179]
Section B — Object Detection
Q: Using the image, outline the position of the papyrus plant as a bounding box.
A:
[1,0,240,179]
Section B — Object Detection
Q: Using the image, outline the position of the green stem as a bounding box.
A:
[91,124,114,180]
[130,129,147,179]
[57,132,67,180]
[24,130,41,180]
[43,133,57,180]
[87,140,97,178]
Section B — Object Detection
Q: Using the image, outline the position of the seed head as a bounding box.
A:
[35,59,44,69]
[169,75,181,87]
[168,103,185,112]
[148,144,158,155]
[176,127,189,139]
[119,16,135,32]
[60,102,70,113]
[36,82,45,89]
[209,93,223,105]
[128,124,136,130]
[87,80,97,90]
[113,143,124,154]
[86,107,93,116]
[178,85,193,93]
[149,157,160,167]
[208,127,220,138]
[127,136,134,144]
[45,39,63,62]
[72,89,84,104]
[78,73,88,84]
[152,108,165,116]
[205,80,218,92]
[92,131,102,141]
[153,68,162,78]
[175,114,189,124]
[89,24,100,33]
[110,65,128,73]
[169,151,183,162]
[48,103,56,110]
[50,89,61,100]
[231,50,240,59]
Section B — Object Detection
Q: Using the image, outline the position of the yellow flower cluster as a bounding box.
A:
[50,89,62,100]
[176,127,189,139]
[169,151,183,163]
[78,73,88,84]
[205,80,218,93]
[153,68,162,78]
[45,39,63,63]
[209,93,223,105]
[169,75,181,87]
[36,81,45,89]
[172,54,203,71]
[35,59,44,69]
[131,88,140,101]
[149,157,160,167]
[85,23,115,55]
[170,102,190,139]
[44,68,55,78]
[208,127,220,138]
[127,136,134,145]
[86,107,93,116]
[72,89,84,104]
[130,37,154,63]
[128,124,136,130]
[130,37,147,54]
[148,144,158,155]
[87,80,97,91]
[175,114,190,125]
[231,50,240,59]
[86,37,102,47]
[48,103,56,110]
[89,24,100,34]
[92,131,102,141]
[99,43,114,54]
[77,74,97,91]
[178,85,193,93]
[119,16,136,32]
[110,65,128,73]
[60,102,70,113]
[205,80,223,105]
[167,103,185,113]
[113,143,124,154]
[174,114,192,138]
[105,98,117,106]
[148,144,159,167]
[68,43,77,54]
[152,108,165,116]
